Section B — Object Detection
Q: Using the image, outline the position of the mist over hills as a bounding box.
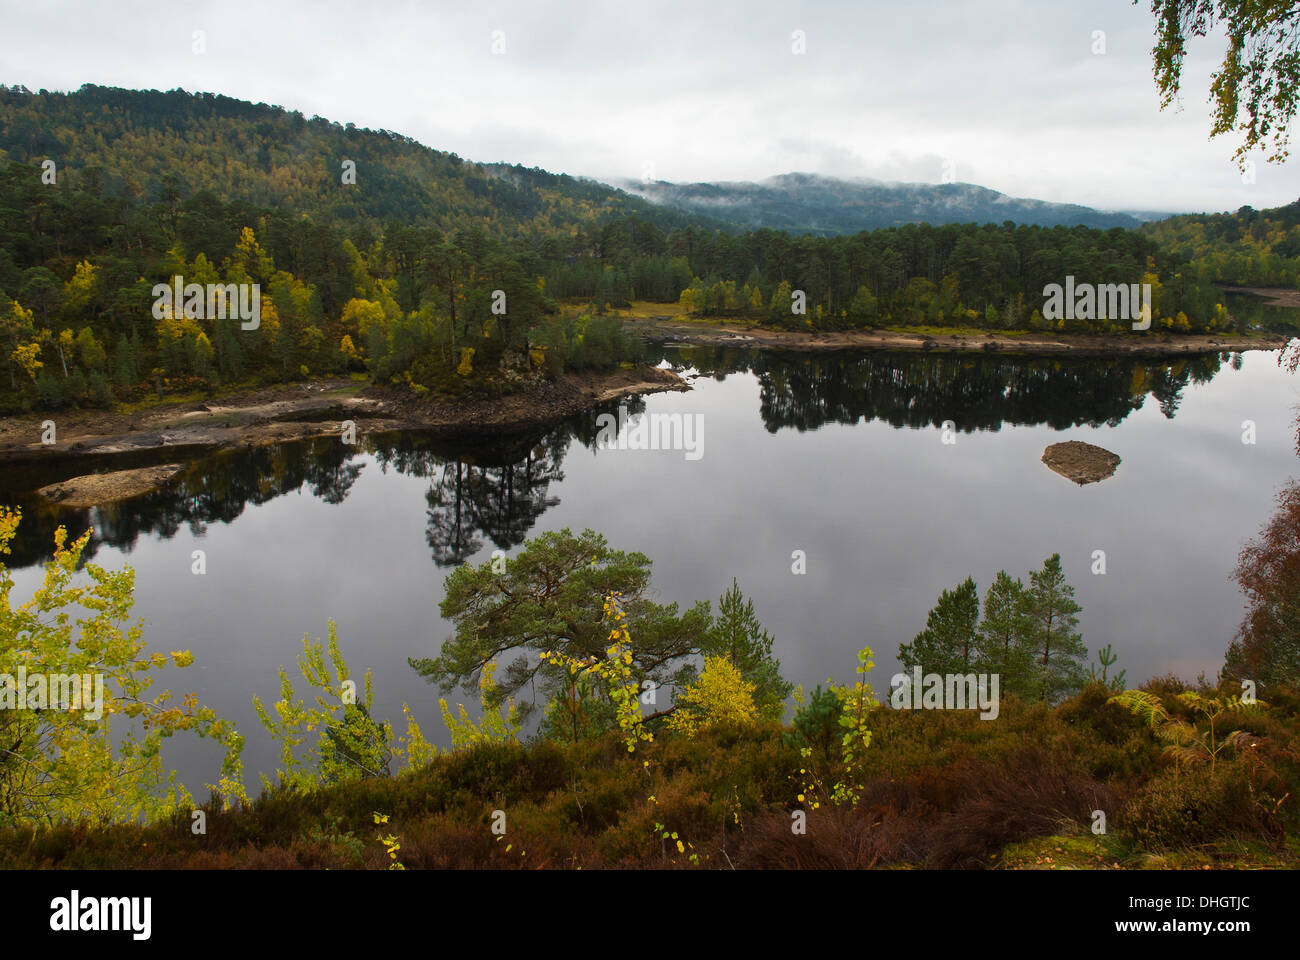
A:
[611,172,1151,235]
[0,84,1165,242]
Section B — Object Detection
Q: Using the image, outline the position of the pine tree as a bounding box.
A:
[214,315,244,379]
[113,333,135,388]
[898,577,980,675]
[973,570,1036,698]
[769,280,793,324]
[1022,554,1087,703]
[703,579,793,721]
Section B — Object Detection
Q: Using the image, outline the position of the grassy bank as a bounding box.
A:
[4,679,1296,870]
[587,301,1293,356]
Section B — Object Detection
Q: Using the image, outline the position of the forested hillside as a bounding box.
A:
[669,221,1225,333]
[1140,200,1300,286]
[0,84,1254,414]
[0,84,724,238]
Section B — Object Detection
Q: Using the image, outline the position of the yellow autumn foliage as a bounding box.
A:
[456,346,475,376]
[666,655,758,736]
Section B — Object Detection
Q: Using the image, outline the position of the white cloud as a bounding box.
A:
[4,0,1298,214]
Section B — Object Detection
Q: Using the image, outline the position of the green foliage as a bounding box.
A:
[538,670,610,745]
[253,624,391,791]
[974,570,1037,698]
[253,624,435,792]
[0,508,245,826]
[540,594,655,754]
[0,81,1253,414]
[0,85,710,241]
[701,578,792,721]
[899,559,1087,704]
[438,661,521,750]
[898,576,980,674]
[1110,688,1267,771]
[828,647,877,805]
[0,81,1258,413]
[1024,554,1087,704]
[791,645,878,810]
[1141,200,1300,290]
[412,528,710,726]
[786,684,844,762]
[1144,0,1300,167]
[1086,643,1127,691]
[0,99,647,411]
[1,675,1297,869]
[1123,762,1279,849]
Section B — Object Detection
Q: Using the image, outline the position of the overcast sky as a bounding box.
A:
[4,0,1299,215]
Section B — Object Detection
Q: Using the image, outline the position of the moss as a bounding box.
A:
[998,834,1128,870]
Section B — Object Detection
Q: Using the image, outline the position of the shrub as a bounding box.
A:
[1124,764,1281,848]
[786,684,842,761]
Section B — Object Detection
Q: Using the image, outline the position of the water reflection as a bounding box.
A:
[0,396,648,569]
[649,345,1226,431]
[372,430,569,566]
[0,349,1246,567]
[1222,290,1300,334]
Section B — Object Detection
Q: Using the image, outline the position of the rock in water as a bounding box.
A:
[38,464,184,508]
[1041,441,1120,485]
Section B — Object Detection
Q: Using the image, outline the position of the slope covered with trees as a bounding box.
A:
[1141,199,1300,287]
[0,84,724,238]
[0,84,1261,416]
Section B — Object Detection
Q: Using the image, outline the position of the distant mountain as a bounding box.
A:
[610,172,1145,234]
[0,86,1153,242]
[0,83,731,239]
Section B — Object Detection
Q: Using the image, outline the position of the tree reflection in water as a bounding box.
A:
[0,348,1228,569]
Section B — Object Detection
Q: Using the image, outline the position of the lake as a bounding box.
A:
[3,344,1299,793]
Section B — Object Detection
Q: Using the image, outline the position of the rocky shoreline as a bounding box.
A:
[625,316,1292,356]
[1,318,1287,508]
[0,365,688,507]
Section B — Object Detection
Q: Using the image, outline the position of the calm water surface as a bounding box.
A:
[3,346,1298,790]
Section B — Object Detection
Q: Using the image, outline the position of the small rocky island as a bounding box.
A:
[1041,440,1121,485]
[37,464,185,508]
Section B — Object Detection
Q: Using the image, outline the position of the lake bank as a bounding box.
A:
[0,318,1289,509]
[4,687,1296,870]
[0,365,688,505]
[1217,285,1300,309]
[627,316,1291,355]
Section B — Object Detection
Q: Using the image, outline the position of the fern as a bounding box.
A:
[1108,689,1167,728]
[1110,688,1266,770]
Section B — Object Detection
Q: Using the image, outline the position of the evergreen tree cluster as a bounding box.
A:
[898,555,1088,704]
